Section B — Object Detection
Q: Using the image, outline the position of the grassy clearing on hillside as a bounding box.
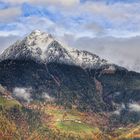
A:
[56,120,97,134]
[43,105,101,139]
[46,105,82,121]
[0,97,21,109]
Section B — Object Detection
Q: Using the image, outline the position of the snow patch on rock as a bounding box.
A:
[0,30,109,69]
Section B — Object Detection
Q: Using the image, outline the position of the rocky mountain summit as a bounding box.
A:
[0,30,140,126]
[0,30,108,69]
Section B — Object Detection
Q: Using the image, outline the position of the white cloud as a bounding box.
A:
[36,0,80,6]
[0,7,22,22]
[13,87,32,102]
[20,16,56,33]
[84,22,105,36]
[42,92,54,102]
[2,0,25,4]
[81,2,140,22]
[16,16,69,37]
[4,0,80,6]
[63,35,140,72]
[0,35,20,54]
[0,30,21,37]
[129,103,140,112]
[1,0,140,37]
[113,103,125,115]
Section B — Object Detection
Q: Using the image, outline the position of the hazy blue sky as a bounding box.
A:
[0,0,140,71]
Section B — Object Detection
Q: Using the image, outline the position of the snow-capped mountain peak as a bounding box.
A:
[25,30,53,45]
[24,30,54,54]
[0,30,109,68]
[0,30,55,62]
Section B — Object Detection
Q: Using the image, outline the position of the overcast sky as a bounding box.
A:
[0,0,140,72]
